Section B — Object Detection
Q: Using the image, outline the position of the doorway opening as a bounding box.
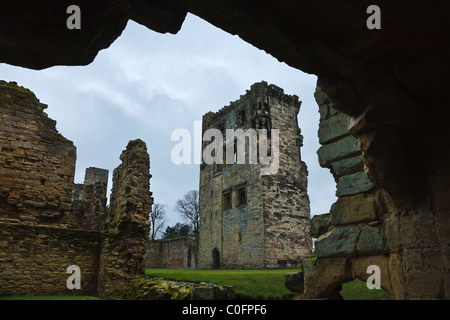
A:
[212,248,220,269]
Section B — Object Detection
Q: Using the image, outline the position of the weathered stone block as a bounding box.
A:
[314,226,360,258]
[191,285,235,300]
[388,253,407,299]
[310,213,331,238]
[329,106,339,117]
[330,193,377,226]
[336,171,375,197]
[318,112,350,144]
[317,135,361,168]
[384,213,401,250]
[355,226,386,255]
[330,155,364,177]
[406,271,446,299]
[302,255,317,278]
[284,272,304,293]
[303,257,351,299]
[318,103,328,121]
[314,87,329,106]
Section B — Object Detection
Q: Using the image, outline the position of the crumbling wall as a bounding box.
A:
[97,139,153,296]
[303,86,449,300]
[71,167,109,230]
[261,83,311,266]
[0,81,76,225]
[144,236,197,269]
[0,82,153,298]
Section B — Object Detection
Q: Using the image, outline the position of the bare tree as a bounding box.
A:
[175,190,199,242]
[149,203,167,240]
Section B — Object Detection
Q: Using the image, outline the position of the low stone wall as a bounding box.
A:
[144,236,197,269]
[0,222,101,296]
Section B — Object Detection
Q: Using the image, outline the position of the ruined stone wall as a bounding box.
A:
[199,82,311,269]
[71,167,109,230]
[97,139,153,296]
[0,82,153,298]
[0,81,76,225]
[144,236,197,269]
[261,84,311,266]
[304,86,449,300]
[0,222,100,296]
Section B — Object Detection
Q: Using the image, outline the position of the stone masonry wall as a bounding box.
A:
[261,84,311,266]
[304,86,396,299]
[0,81,76,225]
[144,236,197,269]
[0,222,100,296]
[303,86,449,300]
[97,139,153,297]
[0,82,154,298]
[71,167,109,230]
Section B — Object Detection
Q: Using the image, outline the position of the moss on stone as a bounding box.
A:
[119,277,195,300]
[0,80,33,94]
[118,276,235,300]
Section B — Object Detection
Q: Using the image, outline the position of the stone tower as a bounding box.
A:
[198,81,312,269]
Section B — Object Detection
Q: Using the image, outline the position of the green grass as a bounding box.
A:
[145,268,297,299]
[145,269,390,300]
[340,278,389,300]
[0,271,389,300]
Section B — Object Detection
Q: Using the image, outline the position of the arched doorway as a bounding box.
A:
[212,248,220,269]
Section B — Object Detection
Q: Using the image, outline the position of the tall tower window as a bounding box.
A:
[238,109,246,125]
[223,191,232,210]
[237,186,247,206]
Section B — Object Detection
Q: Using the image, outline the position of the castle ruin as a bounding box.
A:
[198,81,312,269]
[0,81,153,297]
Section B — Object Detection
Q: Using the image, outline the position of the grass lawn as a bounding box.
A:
[145,268,390,300]
[146,268,297,299]
[0,271,389,300]
[340,278,389,300]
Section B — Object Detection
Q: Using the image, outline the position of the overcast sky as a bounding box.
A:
[0,13,336,228]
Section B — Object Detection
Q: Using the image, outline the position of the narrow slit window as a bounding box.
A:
[238,109,246,125]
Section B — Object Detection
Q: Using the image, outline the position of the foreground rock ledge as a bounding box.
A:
[119,277,236,300]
